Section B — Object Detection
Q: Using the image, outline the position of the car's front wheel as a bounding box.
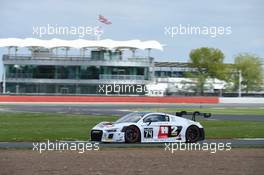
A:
[124,125,140,143]
[186,125,200,143]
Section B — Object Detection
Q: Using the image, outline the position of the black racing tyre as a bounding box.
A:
[124,125,141,143]
[185,125,200,143]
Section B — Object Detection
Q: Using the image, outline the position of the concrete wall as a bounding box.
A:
[0,96,263,104]
[0,96,219,104]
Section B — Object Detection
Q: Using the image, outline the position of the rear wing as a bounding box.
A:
[175,111,211,121]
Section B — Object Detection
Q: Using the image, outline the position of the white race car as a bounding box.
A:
[90,111,210,143]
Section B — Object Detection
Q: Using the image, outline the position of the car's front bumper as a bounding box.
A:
[90,129,125,142]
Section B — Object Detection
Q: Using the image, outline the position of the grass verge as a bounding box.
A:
[200,120,264,139]
[0,112,118,141]
[0,112,263,141]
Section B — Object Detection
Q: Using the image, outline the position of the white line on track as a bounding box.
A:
[118,109,132,112]
[236,138,264,141]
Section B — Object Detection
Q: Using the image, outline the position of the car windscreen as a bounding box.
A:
[115,112,146,123]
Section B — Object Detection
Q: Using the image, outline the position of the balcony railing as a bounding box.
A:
[99,74,145,80]
[6,73,146,80]
[7,73,90,79]
[3,54,152,62]
[7,73,33,78]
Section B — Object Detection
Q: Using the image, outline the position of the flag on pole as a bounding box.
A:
[98,15,112,25]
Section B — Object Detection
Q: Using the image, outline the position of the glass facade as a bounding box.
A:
[2,49,153,94]
[5,83,98,94]
[155,70,197,78]
[5,65,149,80]
[5,83,147,95]
[155,71,189,78]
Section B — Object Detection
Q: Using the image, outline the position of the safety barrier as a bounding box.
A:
[0,96,219,104]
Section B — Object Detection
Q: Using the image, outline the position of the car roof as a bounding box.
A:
[132,111,167,116]
[132,112,151,115]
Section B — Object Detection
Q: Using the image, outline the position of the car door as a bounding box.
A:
[140,114,170,142]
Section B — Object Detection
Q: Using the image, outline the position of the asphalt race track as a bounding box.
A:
[0,103,263,121]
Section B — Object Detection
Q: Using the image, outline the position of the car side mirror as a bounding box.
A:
[144,118,152,125]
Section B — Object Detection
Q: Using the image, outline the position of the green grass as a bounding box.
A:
[135,108,264,116]
[200,120,264,139]
[0,112,263,141]
[0,112,118,141]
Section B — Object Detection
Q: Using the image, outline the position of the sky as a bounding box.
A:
[0,0,263,77]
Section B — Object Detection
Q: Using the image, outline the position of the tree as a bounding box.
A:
[189,47,226,95]
[234,53,263,93]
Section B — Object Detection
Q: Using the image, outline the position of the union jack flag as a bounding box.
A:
[98,15,112,25]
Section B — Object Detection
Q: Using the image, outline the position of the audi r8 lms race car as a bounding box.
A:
[90,111,211,143]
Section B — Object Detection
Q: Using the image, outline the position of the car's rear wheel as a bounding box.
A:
[125,126,140,143]
[186,125,200,143]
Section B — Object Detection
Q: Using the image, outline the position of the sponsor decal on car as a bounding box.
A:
[158,126,169,138]
[144,128,153,138]
[158,126,182,138]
